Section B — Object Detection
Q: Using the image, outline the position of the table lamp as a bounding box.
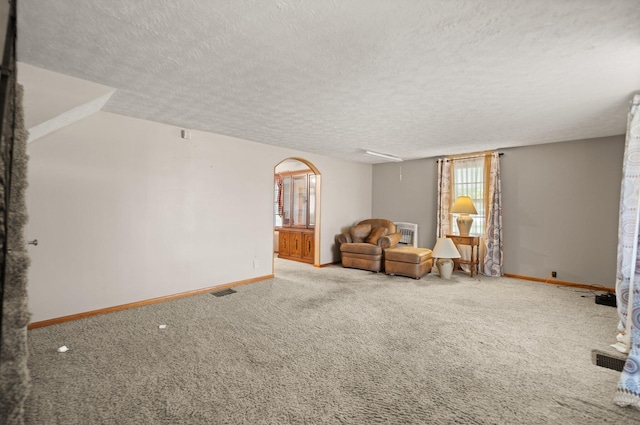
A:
[450,196,477,236]
[432,237,461,279]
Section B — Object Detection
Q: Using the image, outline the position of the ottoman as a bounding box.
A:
[384,247,433,279]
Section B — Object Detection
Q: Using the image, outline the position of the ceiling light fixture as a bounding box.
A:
[365,150,403,162]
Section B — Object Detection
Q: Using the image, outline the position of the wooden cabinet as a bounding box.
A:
[275,168,316,264]
[290,231,302,257]
[278,231,290,257]
[446,234,480,277]
[276,170,315,229]
[303,232,314,261]
[278,228,314,264]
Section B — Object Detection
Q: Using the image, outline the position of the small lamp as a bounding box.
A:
[432,238,461,279]
[450,196,477,236]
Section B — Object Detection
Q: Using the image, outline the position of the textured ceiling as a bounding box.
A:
[17,0,640,163]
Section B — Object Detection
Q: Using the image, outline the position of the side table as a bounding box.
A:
[446,234,480,277]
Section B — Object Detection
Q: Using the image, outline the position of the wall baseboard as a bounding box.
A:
[30,271,610,329]
[317,261,340,268]
[504,273,615,293]
[28,274,274,330]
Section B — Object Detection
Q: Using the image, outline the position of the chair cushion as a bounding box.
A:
[340,242,383,256]
[349,223,372,243]
[366,227,388,245]
[359,219,397,234]
[385,247,433,264]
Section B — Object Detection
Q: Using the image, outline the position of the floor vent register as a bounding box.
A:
[591,349,626,372]
[211,288,237,297]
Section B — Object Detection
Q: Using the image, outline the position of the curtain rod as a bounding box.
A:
[436,152,504,162]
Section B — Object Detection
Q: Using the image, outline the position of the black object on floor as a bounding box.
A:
[592,350,626,372]
[211,288,237,297]
[595,293,616,307]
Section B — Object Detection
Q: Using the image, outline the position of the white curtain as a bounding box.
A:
[614,94,640,408]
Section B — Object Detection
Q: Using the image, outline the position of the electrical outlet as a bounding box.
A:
[253,259,259,269]
[552,271,557,278]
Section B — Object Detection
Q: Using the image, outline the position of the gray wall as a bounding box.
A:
[372,160,438,250]
[372,135,625,286]
[501,135,624,286]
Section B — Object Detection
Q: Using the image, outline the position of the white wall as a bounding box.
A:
[26,111,372,322]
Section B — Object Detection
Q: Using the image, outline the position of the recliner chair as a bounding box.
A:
[335,219,402,272]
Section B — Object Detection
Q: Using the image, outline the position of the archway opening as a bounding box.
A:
[273,157,321,272]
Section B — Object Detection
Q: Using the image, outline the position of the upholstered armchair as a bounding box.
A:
[335,219,403,272]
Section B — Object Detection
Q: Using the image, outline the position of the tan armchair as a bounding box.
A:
[335,219,403,272]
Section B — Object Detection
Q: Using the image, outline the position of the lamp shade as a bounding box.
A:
[432,238,461,259]
[450,196,477,215]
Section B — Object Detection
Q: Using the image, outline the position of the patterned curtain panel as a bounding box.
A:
[436,159,452,238]
[614,94,640,409]
[483,152,503,276]
[275,173,284,216]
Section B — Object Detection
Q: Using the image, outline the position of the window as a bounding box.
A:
[451,157,485,235]
[437,151,503,276]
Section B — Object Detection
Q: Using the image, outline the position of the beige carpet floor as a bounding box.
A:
[24,259,640,424]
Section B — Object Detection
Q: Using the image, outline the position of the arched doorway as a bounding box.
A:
[273,157,321,269]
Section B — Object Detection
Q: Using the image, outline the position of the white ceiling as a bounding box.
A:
[17,0,640,163]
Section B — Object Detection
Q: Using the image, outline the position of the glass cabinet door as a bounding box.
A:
[281,176,291,226]
[274,170,316,229]
[292,174,308,227]
[308,174,316,228]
